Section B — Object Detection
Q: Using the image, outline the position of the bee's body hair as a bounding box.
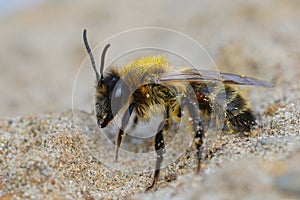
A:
[100,58,255,132]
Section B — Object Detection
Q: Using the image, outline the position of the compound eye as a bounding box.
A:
[113,83,123,99]
[111,80,130,115]
[111,81,124,113]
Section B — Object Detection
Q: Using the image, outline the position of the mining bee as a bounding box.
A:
[83,29,273,191]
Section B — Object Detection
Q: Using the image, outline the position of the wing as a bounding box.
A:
[157,69,274,87]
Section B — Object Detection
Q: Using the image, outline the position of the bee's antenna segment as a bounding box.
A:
[83,29,100,81]
[100,43,110,81]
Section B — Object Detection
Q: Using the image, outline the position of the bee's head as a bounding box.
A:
[83,29,126,128]
[94,73,120,128]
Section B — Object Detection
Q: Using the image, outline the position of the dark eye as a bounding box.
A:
[113,83,123,99]
[110,80,130,114]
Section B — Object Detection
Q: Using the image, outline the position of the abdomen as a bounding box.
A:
[190,82,256,132]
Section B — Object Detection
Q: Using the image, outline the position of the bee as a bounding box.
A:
[83,29,273,191]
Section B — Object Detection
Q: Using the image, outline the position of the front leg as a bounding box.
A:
[127,115,139,133]
[115,103,135,161]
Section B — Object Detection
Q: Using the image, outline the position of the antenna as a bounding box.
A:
[83,29,100,81]
[99,43,110,83]
[83,29,111,84]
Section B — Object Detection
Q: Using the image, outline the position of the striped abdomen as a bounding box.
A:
[191,82,256,132]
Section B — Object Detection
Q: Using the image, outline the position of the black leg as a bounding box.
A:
[183,97,204,173]
[127,115,139,132]
[133,115,138,125]
[194,125,204,173]
[145,106,171,191]
[115,103,135,161]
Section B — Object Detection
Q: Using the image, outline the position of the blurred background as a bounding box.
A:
[0,0,299,117]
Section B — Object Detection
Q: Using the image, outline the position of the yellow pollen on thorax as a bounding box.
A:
[124,56,169,70]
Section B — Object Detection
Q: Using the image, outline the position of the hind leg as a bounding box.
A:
[182,97,204,173]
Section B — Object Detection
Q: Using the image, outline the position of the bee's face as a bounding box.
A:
[95,73,124,128]
[95,85,113,128]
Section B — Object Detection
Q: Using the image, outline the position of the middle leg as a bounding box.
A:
[146,106,171,191]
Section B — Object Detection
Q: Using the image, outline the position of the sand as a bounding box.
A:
[0,0,300,199]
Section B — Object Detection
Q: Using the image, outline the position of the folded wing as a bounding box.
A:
[157,69,274,87]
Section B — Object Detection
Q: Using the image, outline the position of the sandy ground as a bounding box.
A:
[0,0,300,199]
